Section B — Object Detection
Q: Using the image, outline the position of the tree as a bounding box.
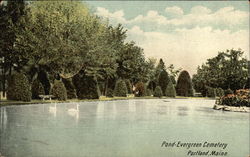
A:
[113,79,127,97]
[154,86,163,98]
[0,0,28,96]
[176,70,194,97]
[158,70,170,96]
[165,80,176,97]
[193,49,248,94]
[14,1,94,79]
[116,41,148,83]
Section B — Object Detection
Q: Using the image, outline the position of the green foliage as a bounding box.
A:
[206,86,216,97]
[116,42,149,83]
[219,89,249,107]
[73,72,100,99]
[154,86,163,98]
[176,70,194,97]
[158,69,169,96]
[125,79,133,94]
[215,88,224,97]
[106,88,114,97]
[224,89,233,96]
[50,80,67,101]
[135,82,146,97]
[165,80,176,97]
[193,49,248,94]
[62,78,77,99]
[145,89,153,96]
[114,79,128,97]
[147,80,157,91]
[31,79,45,99]
[7,73,31,101]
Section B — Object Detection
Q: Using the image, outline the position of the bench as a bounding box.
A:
[39,95,54,101]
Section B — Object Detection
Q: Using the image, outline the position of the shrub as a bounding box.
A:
[145,88,152,96]
[176,70,194,97]
[125,79,133,94]
[7,73,31,101]
[158,70,170,96]
[218,89,249,107]
[106,88,114,97]
[73,72,100,99]
[114,79,128,97]
[50,80,67,101]
[165,80,176,97]
[154,86,163,98]
[224,89,233,96]
[62,78,77,99]
[32,79,45,99]
[215,88,224,97]
[135,82,146,97]
[206,86,216,97]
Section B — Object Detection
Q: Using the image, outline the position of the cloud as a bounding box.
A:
[94,6,249,75]
[165,6,184,16]
[95,7,126,24]
[190,6,212,14]
[95,6,249,29]
[127,26,249,75]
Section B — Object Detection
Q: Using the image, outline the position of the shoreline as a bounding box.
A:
[213,104,250,113]
[0,96,214,107]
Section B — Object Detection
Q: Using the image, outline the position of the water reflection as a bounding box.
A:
[177,106,189,116]
[67,103,79,121]
[49,103,57,117]
[0,107,7,130]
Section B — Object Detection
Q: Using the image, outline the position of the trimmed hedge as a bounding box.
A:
[176,70,194,97]
[50,80,67,101]
[32,79,45,99]
[154,86,163,98]
[165,80,176,97]
[7,73,32,102]
[106,88,114,97]
[158,70,169,96]
[145,88,152,96]
[114,79,128,97]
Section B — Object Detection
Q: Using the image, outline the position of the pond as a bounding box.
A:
[0,99,249,157]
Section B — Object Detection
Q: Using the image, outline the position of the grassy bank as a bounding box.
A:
[0,96,215,107]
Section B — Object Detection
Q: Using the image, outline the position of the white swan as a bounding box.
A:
[68,104,79,120]
[68,103,79,113]
[49,103,57,117]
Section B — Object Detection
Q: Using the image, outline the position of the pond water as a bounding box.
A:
[0,99,249,157]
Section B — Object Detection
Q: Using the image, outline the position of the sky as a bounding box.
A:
[86,1,249,75]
